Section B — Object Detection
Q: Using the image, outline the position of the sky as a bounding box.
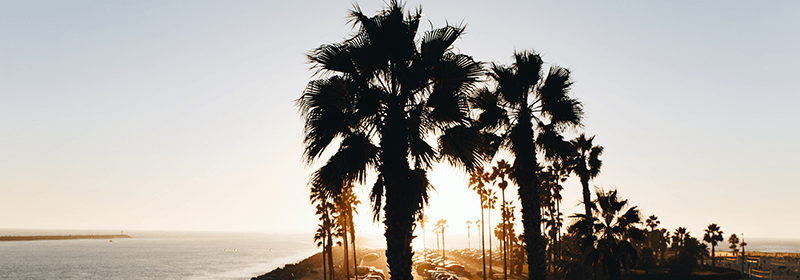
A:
[1,1,798,242]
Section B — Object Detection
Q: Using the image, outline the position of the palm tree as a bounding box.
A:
[434,224,440,254]
[484,187,498,275]
[298,2,485,279]
[645,215,660,232]
[569,134,603,236]
[467,220,473,250]
[490,159,513,280]
[469,170,490,280]
[338,186,360,279]
[703,223,724,267]
[672,227,689,250]
[310,184,336,280]
[473,51,584,279]
[590,189,643,280]
[728,233,740,257]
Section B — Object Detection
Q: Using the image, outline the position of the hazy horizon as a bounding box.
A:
[2,1,798,240]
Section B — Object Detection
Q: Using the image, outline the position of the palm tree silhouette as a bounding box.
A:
[569,134,603,236]
[645,215,660,232]
[297,2,484,279]
[489,159,513,280]
[703,223,724,267]
[472,51,584,279]
[589,188,643,280]
[336,186,360,279]
[728,233,740,257]
[672,227,689,251]
[469,169,490,280]
[310,184,336,280]
[484,187,498,276]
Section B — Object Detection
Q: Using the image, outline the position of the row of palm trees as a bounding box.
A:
[311,184,359,280]
[298,1,596,279]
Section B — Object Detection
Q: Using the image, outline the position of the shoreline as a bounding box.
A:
[251,251,326,280]
[0,234,132,241]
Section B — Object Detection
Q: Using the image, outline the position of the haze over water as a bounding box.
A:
[0,230,318,280]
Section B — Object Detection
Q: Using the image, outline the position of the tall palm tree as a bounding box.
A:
[334,206,351,279]
[469,170,490,280]
[490,159,513,280]
[310,184,336,280]
[703,223,724,267]
[298,2,485,279]
[473,51,584,279]
[569,134,603,236]
[337,186,360,279]
[485,187,498,275]
[476,219,485,279]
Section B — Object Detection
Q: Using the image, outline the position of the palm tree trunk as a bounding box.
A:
[581,176,592,222]
[422,226,427,261]
[383,189,416,280]
[342,215,350,280]
[712,244,716,267]
[502,190,508,280]
[442,228,446,262]
[488,206,493,277]
[327,233,335,280]
[519,180,546,280]
[436,231,440,253]
[481,207,487,280]
[322,238,328,280]
[350,212,357,280]
[380,105,417,280]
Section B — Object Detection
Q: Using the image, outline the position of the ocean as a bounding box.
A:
[1,230,798,280]
[0,229,319,280]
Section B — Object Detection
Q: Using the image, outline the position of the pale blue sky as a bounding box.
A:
[1,1,798,239]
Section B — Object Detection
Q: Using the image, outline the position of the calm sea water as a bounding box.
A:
[1,230,797,280]
[0,229,319,280]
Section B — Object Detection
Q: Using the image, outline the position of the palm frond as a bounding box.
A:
[538,65,583,130]
[420,25,466,66]
[512,50,543,91]
[369,176,384,222]
[409,168,433,218]
[438,125,485,172]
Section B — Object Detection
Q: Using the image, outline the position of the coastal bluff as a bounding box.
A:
[0,234,131,241]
